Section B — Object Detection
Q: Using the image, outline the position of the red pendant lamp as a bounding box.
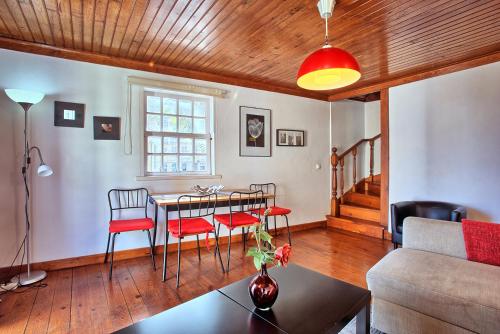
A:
[297,0,361,91]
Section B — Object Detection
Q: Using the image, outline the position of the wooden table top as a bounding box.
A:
[150,189,274,206]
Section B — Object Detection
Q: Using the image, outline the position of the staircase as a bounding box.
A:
[326,135,389,239]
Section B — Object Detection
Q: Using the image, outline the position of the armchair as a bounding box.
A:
[391,201,466,248]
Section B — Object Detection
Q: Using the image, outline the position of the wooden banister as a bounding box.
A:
[330,133,381,217]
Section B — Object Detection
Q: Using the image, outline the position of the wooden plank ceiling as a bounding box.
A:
[0,0,499,101]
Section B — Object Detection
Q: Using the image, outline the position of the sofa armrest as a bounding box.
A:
[402,217,467,259]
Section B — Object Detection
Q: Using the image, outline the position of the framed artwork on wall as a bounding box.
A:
[93,116,121,140]
[276,129,305,147]
[54,101,85,128]
[239,106,272,157]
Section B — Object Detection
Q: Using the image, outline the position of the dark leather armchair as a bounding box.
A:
[391,201,466,248]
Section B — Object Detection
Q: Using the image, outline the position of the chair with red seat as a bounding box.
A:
[163,193,225,287]
[105,188,156,279]
[250,183,292,245]
[214,190,264,272]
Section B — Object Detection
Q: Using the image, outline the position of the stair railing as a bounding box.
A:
[330,134,381,216]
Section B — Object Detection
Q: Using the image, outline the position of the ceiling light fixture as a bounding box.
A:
[297,0,361,91]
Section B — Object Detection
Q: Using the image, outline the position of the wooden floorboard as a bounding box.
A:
[0,228,392,333]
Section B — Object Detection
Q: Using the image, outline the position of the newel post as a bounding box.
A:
[331,147,339,216]
[369,139,375,182]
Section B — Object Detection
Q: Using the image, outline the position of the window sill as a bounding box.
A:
[136,174,222,182]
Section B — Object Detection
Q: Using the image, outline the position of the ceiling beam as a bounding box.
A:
[0,37,329,102]
[328,50,500,101]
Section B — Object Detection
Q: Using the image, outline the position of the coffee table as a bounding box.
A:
[116,264,371,333]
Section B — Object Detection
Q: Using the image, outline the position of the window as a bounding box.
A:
[143,89,213,176]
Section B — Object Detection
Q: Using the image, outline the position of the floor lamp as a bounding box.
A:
[5,89,53,286]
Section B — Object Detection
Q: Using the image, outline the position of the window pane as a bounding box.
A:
[163,137,178,153]
[146,114,161,132]
[147,96,161,113]
[193,118,206,134]
[194,155,208,172]
[147,136,162,153]
[179,117,193,133]
[147,155,161,173]
[163,116,177,132]
[195,139,207,154]
[179,155,194,172]
[179,100,192,116]
[194,101,207,117]
[163,155,178,173]
[179,138,193,153]
[163,98,177,115]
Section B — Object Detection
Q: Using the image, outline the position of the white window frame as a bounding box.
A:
[141,88,215,177]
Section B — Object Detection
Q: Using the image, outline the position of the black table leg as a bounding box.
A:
[356,304,370,334]
[152,202,159,255]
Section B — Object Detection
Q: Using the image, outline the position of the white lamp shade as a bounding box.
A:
[5,89,45,105]
[37,164,53,177]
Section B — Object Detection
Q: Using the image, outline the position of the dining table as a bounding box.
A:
[148,189,275,254]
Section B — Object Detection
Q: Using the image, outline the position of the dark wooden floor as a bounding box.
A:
[0,228,392,334]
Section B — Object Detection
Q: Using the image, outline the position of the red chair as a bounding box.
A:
[163,193,225,287]
[214,190,264,272]
[250,183,292,245]
[105,188,156,279]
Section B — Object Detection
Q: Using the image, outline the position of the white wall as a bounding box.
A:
[330,100,365,193]
[389,61,500,222]
[0,49,330,266]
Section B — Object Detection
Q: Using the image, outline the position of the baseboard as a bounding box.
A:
[0,220,326,277]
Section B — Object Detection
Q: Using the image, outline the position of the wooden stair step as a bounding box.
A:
[326,215,384,239]
[343,192,380,209]
[340,203,380,223]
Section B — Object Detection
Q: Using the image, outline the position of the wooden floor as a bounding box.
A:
[0,227,392,334]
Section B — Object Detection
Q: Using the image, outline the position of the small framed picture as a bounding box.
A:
[239,106,272,157]
[93,116,120,140]
[54,101,85,128]
[276,129,305,147]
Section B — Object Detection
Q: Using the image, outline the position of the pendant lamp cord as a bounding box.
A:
[324,16,329,46]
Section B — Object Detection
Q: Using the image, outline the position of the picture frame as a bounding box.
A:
[54,101,85,128]
[239,106,272,157]
[276,129,305,147]
[93,116,121,140]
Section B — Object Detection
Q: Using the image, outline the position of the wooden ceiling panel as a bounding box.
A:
[0,0,499,100]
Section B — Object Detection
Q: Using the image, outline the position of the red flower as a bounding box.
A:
[275,244,292,267]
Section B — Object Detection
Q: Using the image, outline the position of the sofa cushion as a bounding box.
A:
[462,219,500,267]
[367,248,500,333]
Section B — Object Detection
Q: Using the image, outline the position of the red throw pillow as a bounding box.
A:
[462,219,500,266]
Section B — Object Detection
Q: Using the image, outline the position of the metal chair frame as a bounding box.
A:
[216,190,264,272]
[163,193,225,287]
[250,183,292,245]
[104,188,156,279]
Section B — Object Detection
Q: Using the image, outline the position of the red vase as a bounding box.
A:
[248,263,279,310]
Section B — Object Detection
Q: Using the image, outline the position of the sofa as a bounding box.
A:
[367,217,500,333]
[391,201,467,247]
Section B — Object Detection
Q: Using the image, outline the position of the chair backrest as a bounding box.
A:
[228,190,264,218]
[175,193,218,236]
[108,188,149,220]
[250,183,276,206]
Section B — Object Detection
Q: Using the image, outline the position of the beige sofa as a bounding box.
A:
[366,217,500,334]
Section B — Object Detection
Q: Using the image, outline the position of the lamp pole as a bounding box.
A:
[5,89,51,286]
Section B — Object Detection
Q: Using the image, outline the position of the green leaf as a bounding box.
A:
[259,230,273,242]
[246,248,259,257]
[253,254,262,270]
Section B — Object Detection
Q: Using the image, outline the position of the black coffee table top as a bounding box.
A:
[116,264,370,334]
[116,290,285,334]
[219,263,371,334]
